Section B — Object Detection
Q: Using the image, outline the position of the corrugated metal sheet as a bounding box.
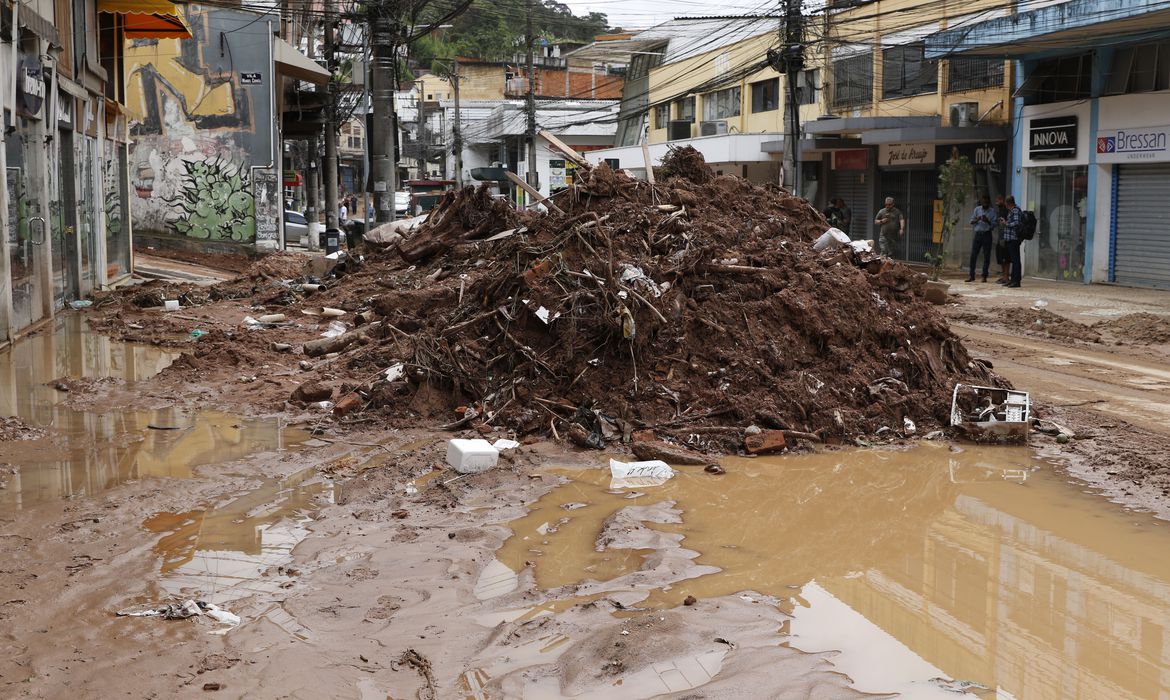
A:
[1115,163,1170,289]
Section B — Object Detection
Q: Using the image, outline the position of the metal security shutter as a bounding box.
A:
[829,169,867,240]
[1115,164,1170,288]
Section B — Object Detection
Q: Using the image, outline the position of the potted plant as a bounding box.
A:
[925,148,975,283]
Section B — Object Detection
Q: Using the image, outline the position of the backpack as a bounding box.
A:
[1019,210,1037,240]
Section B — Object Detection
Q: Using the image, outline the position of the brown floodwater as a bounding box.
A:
[496,443,1170,700]
[0,316,308,514]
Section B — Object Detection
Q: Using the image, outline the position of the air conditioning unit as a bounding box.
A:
[949,102,979,127]
[668,119,692,141]
[700,120,728,137]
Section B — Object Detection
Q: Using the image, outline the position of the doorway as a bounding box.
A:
[878,169,938,264]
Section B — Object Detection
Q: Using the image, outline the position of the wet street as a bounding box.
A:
[4,314,1170,698]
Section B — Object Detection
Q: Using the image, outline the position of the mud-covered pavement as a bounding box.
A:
[4,284,1170,699]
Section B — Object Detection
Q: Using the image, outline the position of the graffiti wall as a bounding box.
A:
[125,6,275,248]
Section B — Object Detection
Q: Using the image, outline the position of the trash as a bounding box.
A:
[1032,299,1048,309]
[189,329,207,339]
[383,362,405,382]
[609,458,674,488]
[257,313,286,324]
[115,599,236,626]
[271,342,293,352]
[928,678,989,694]
[950,384,1031,442]
[445,438,500,474]
[812,227,851,252]
[69,299,93,309]
[903,417,917,434]
[320,320,347,338]
[203,604,241,627]
[848,239,873,254]
[164,299,180,311]
[619,264,666,298]
[302,307,345,317]
[492,438,520,450]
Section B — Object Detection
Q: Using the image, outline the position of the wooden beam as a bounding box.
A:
[505,170,565,214]
[641,143,655,185]
[538,129,589,168]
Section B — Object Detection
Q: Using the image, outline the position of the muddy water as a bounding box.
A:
[0,316,307,513]
[145,467,332,609]
[498,443,1170,699]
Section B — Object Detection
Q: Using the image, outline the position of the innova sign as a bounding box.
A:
[1096,126,1170,163]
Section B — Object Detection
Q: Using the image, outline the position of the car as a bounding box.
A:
[284,210,309,246]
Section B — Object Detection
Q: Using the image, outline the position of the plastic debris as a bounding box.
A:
[609,458,674,489]
[446,438,500,474]
[189,329,207,339]
[164,300,180,311]
[813,227,851,252]
[69,299,93,309]
[492,438,520,450]
[321,320,347,338]
[383,362,405,382]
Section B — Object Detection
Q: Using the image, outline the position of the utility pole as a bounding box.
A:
[370,6,398,222]
[306,135,320,250]
[323,3,340,243]
[453,59,463,187]
[781,0,804,193]
[525,0,538,195]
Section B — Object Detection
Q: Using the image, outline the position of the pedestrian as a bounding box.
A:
[823,199,843,229]
[339,198,348,225]
[874,196,905,257]
[994,194,1010,282]
[836,198,852,235]
[967,194,995,282]
[998,195,1023,288]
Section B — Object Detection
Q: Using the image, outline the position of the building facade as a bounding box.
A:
[0,0,187,345]
[930,0,1170,288]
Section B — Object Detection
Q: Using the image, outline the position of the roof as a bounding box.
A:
[566,17,779,65]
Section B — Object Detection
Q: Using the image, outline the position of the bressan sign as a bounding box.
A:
[1029,116,1077,160]
[1096,126,1170,163]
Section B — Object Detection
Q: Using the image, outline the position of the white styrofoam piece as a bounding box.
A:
[446,439,499,474]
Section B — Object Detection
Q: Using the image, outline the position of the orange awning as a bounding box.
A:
[98,0,192,40]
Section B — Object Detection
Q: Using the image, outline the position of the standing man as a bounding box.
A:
[994,194,1010,283]
[836,198,852,237]
[967,194,995,282]
[998,195,1023,288]
[874,196,905,257]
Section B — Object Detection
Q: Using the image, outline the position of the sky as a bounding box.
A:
[560,0,783,30]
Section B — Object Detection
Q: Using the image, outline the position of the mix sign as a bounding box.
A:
[1096,126,1170,163]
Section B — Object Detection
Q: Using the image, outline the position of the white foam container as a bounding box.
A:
[446,439,500,474]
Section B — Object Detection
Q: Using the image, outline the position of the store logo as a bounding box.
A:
[1097,137,1115,154]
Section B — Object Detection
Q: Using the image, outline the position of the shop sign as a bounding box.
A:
[832,149,868,170]
[936,142,1003,172]
[879,143,933,167]
[16,58,45,119]
[1029,116,1077,160]
[1096,126,1170,163]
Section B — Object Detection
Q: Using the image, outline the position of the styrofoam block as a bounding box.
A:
[446,439,499,474]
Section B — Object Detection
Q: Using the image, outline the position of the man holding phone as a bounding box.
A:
[874,196,904,257]
[967,194,995,282]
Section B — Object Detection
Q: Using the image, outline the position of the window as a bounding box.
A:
[1019,53,1091,104]
[947,58,1005,93]
[796,69,820,105]
[751,78,779,113]
[675,96,695,122]
[832,53,872,109]
[654,103,670,129]
[702,86,741,120]
[882,42,937,98]
[1104,41,1170,95]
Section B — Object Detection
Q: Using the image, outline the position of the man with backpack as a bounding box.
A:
[998,195,1033,288]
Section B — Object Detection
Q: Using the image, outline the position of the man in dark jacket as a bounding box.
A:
[998,196,1023,288]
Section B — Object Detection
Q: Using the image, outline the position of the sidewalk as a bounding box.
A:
[938,270,1170,325]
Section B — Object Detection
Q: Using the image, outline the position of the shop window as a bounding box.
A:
[1104,40,1170,95]
[947,57,1005,93]
[702,86,741,120]
[751,78,779,113]
[832,53,872,109]
[653,103,670,129]
[1018,53,1091,104]
[796,69,820,105]
[674,96,695,122]
[882,42,938,99]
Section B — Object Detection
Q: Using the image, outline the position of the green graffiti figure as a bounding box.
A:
[170,157,255,241]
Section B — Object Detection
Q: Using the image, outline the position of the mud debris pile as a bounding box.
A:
[93,148,999,449]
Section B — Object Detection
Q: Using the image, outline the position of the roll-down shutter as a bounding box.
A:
[829,169,868,241]
[1115,164,1170,288]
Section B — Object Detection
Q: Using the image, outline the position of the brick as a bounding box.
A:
[744,429,786,454]
[332,392,363,417]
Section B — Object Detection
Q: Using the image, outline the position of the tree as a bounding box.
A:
[925,148,974,281]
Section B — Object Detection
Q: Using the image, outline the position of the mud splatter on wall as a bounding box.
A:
[125,5,274,248]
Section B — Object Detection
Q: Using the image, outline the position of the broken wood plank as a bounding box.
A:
[538,129,589,168]
[504,171,566,214]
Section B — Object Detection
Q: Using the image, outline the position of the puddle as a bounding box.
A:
[497,443,1170,699]
[144,467,332,607]
[0,316,308,513]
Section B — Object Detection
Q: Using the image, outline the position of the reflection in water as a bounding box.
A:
[0,316,307,513]
[145,468,332,606]
[499,444,1170,699]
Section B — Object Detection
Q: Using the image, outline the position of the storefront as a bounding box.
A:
[876,143,938,263]
[825,149,871,241]
[1019,106,1090,282]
